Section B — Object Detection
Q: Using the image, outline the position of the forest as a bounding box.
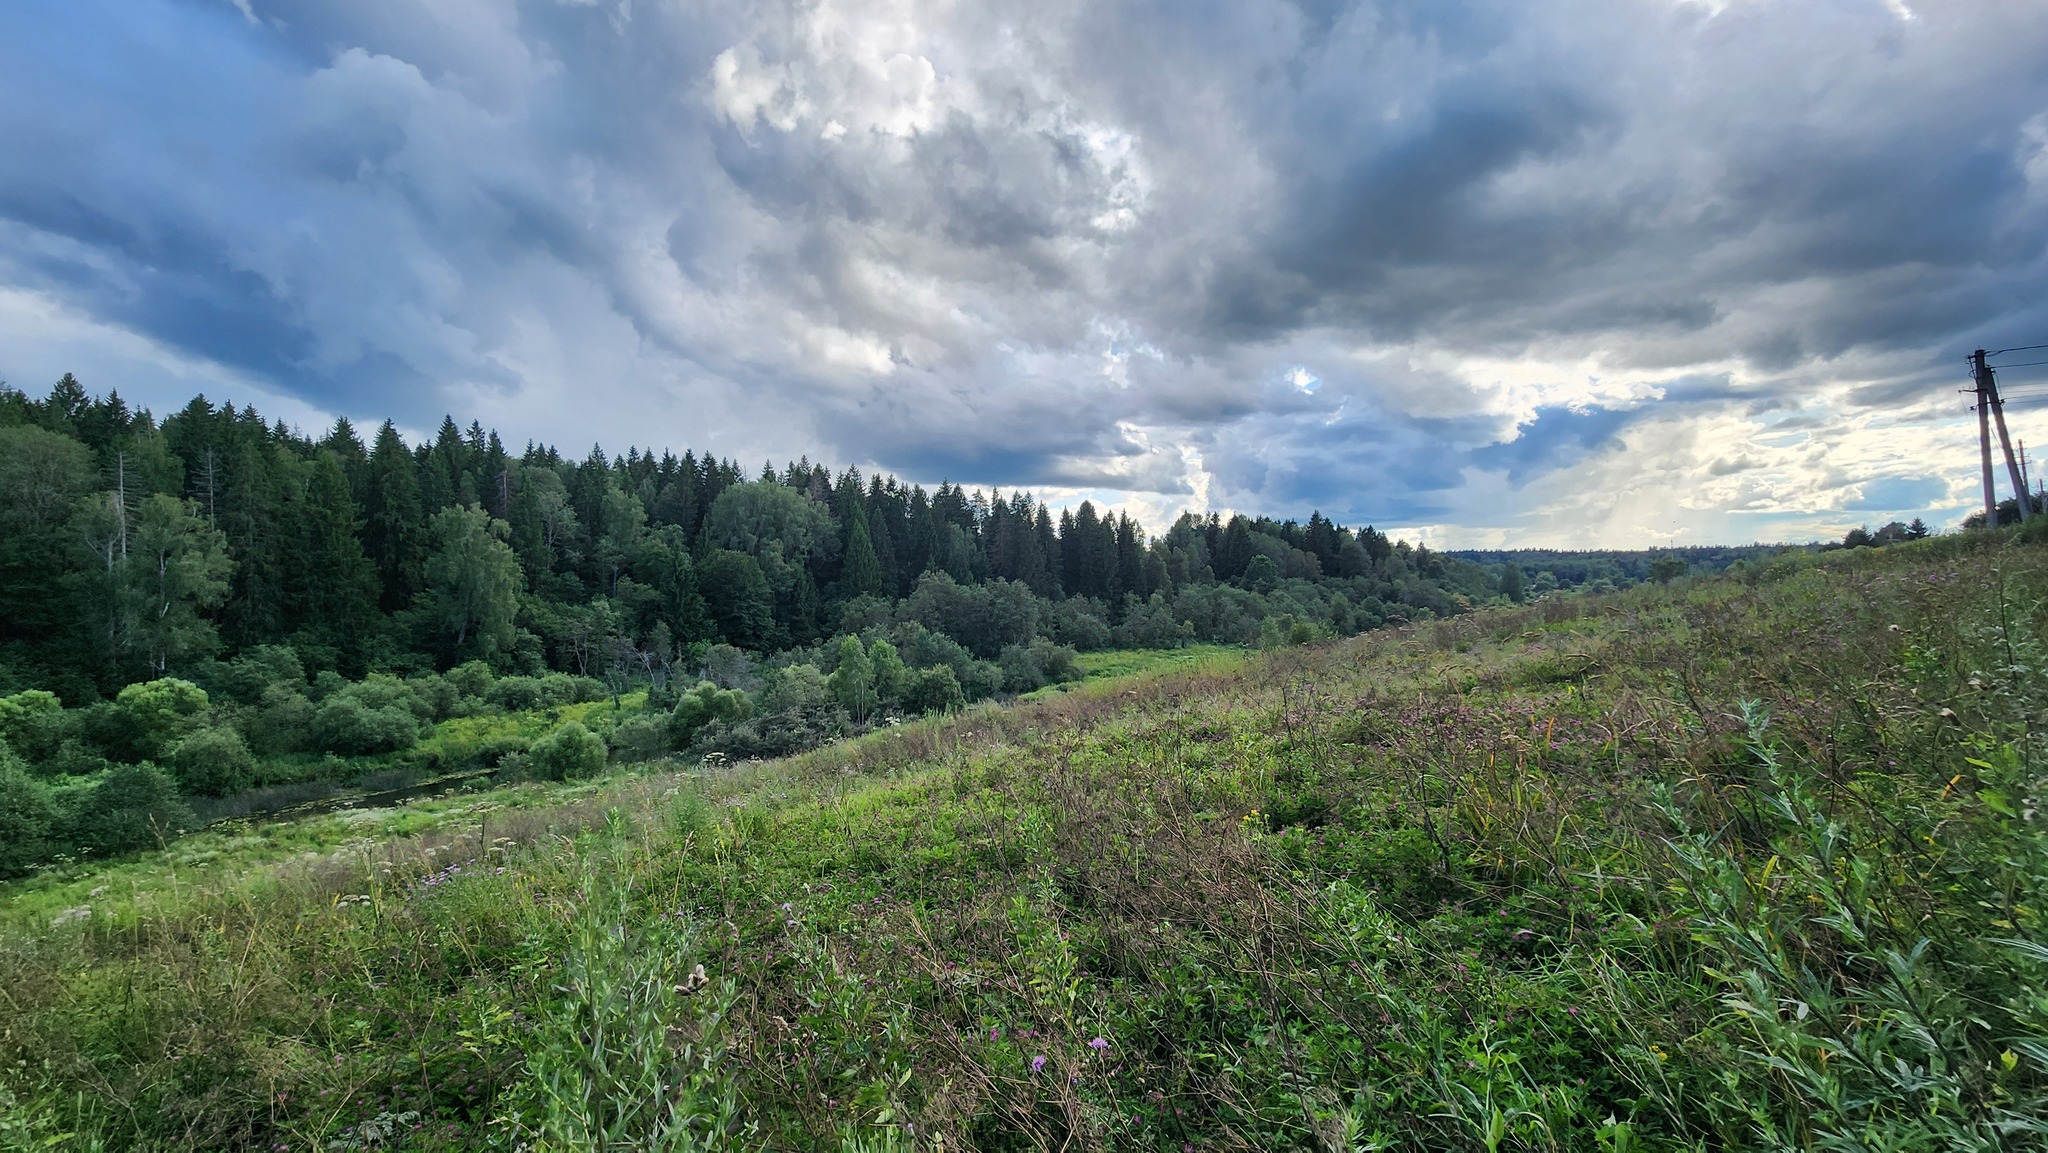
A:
[0,374,1528,874]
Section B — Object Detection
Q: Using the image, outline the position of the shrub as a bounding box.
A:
[670,682,753,748]
[312,693,419,756]
[0,689,66,765]
[868,639,908,706]
[212,645,307,704]
[997,638,1082,694]
[759,664,831,717]
[528,721,607,780]
[0,748,54,877]
[903,665,965,715]
[488,675,546,712]
[248,686,315,757]
[67,763,192,856]
[408,674,463,722]
[1112,594,1193,649]
[44,738,113,779]
[960,660,1003,701]
[607,714,671,763]
[539,673,607,707]
[166,726,256,797]
[1047,597,1111,650]
[445,659,495,701]
[108,678,211,762]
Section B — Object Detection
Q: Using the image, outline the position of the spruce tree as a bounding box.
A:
[365,422,427,612]
[841,511,883,597]
[291,453,381,670]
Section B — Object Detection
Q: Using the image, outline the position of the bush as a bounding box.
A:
[527,721,607,780]
[607,714,671,763]
[759,664,831,717]
[312,694,419,756]
[670,682,754,748]
[67,763,192,857]
[166,726,256,797]
[488,675,546,712]
[445,660,495,701]
[903,665,965,715]
[1047,598,1112,650]
[0,689,66,765]
[539,673,607,706]
[212,646,307,705]
[108,678,211,762]
[408,674,463,722]
[892,623,999,698]
[45,738,113,779]
[997,638,1083,694]
[248,685,316,757]
[0,749,54,877]
[1112,594,1193,649]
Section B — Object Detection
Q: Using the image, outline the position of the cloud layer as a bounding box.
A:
[3,0,2046,544]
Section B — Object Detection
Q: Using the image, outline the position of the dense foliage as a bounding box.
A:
[3,527,2044,1150]
[1,376,1494,708]
[0,375,1538,874]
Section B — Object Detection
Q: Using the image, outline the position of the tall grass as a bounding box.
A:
[2,532,2044,1150]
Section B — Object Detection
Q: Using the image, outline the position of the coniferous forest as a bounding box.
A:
[0,374,1523,874]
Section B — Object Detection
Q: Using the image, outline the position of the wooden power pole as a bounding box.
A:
[1975,349,1998,524]
[1976,349,2032,522]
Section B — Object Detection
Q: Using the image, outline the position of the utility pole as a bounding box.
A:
[1982,351,2032,521]
[1975,350,1998,524]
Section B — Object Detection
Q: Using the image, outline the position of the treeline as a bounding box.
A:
[1448,544,1801,597]
[0,374,1498,705]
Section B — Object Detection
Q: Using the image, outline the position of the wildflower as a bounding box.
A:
[1031,1055,1046,1074]
[1088,1037,1109,1051]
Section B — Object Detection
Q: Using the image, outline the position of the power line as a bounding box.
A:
[1987,343,2048,357]
[1986,358,2048,370]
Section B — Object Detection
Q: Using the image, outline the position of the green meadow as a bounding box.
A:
[5,530,2048,1151]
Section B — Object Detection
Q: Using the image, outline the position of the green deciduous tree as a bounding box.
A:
[826,635,876,722]
[167,725,256,797]
[697,550,776,650]
[423,504,525,667]
[114,494,232,677]
[527,720,607,780]
[109,677,211,763]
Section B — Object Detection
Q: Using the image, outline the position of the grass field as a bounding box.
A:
[3,530,2047,1150]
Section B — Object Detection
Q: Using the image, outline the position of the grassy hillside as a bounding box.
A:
[3,532,2046,1150]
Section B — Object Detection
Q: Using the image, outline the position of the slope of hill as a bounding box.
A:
[3,527,2046,1150]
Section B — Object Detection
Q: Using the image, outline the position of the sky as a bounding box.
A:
[3,0,2047,547]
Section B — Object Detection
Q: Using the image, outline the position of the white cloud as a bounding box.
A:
[3,0,2046,544]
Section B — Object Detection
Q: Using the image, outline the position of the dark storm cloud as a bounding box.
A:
[2,0,2045,542]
